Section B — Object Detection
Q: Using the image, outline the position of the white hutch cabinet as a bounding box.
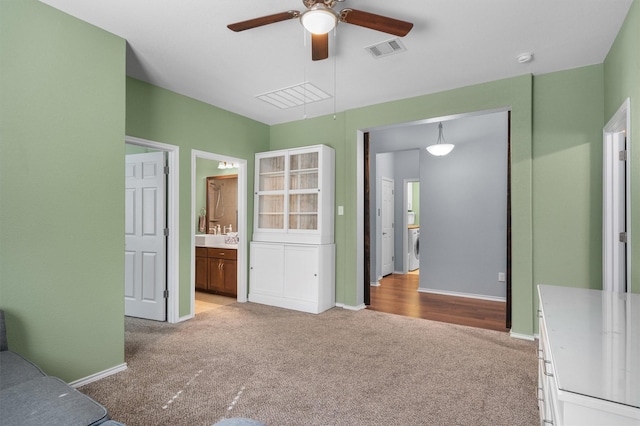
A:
[253,144,334,244]
[537,285,639,426]
[250,144,335,314]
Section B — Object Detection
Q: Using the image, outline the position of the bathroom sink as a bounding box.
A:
[194,234,237,248]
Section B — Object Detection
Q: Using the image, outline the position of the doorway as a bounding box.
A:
[603,98,631,293]
[363,110,512,330]
[191,150,248,318]
[404,180,420,275]
[124,136,180,323]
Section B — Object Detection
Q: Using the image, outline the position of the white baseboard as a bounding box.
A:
[370,281,380,287]
[336,303,366,311]
[178,313,195,322]
[510,331,535,341]
[418,287,506,303]
[69,363,127,388]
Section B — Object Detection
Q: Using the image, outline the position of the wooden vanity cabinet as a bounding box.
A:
[195,247,237,297]
[195,247,208,291]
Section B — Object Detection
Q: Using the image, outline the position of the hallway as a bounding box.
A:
[368,273,509,332]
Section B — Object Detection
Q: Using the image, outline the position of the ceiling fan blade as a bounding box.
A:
[311,33,329,61]
[340,9,413,37]
[227,11,299,32]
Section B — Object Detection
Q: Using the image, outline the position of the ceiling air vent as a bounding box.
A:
[365,38,407,59]
[256,82,332,109]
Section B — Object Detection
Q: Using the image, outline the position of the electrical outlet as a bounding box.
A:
[498,272,506,282]
[338,206,344,215]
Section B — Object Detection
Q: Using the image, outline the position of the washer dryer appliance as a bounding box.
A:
[408,228,420,271]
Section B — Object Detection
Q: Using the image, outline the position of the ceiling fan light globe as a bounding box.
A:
[301,7,337,34]
[426,144,455,156]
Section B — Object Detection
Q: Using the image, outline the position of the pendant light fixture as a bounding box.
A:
[426,122,455,156]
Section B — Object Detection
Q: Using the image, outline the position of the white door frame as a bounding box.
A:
[125,136,180,323]
[603,98,631,292]
[380,176,395,276]
[191,150,248,317]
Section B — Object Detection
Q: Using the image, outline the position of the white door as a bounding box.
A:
[381,177,394,276]
[125,152,167,320]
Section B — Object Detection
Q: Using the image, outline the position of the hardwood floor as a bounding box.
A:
[368,273,509,332]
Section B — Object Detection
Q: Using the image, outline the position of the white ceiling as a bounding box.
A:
[40,0,632,126]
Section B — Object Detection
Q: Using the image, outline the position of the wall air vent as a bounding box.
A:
[256,82,332,109]
[365,38,407,59]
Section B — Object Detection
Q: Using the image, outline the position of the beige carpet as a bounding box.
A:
[81,303,538,426]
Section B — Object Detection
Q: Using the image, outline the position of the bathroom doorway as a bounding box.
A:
[191,150,248,318]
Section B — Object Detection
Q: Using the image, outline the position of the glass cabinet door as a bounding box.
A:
[259,156,285,191]
[289,152,319,230]
[289,193,318,230]
[257,155,285,229]
[254,144,334,244]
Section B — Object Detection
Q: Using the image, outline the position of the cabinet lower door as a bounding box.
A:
[284,245,318,302]
[208,258,224,292]
[223,259,237,295]
[195,256,208,291]
[250,243,284,297]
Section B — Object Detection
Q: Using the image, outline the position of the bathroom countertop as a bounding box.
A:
[195,234,238,249]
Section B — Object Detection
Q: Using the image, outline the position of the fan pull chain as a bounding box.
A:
[333,27,337,120]
[302,28,308,119]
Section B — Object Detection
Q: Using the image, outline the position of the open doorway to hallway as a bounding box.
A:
[364,110,512,331]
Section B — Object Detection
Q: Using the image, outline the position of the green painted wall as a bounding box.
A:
[0,0,126,381]
[1,0,636,384]
[126,78,270,317]
[604,0,640,294]
[532,65,604,291]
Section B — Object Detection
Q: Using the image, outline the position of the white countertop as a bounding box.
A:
[538,285,640,409]
[194,234,238,249]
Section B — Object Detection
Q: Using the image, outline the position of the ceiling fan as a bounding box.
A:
[227,0,414,61]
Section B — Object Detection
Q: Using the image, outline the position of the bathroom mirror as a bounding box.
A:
[206,175,238,234]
